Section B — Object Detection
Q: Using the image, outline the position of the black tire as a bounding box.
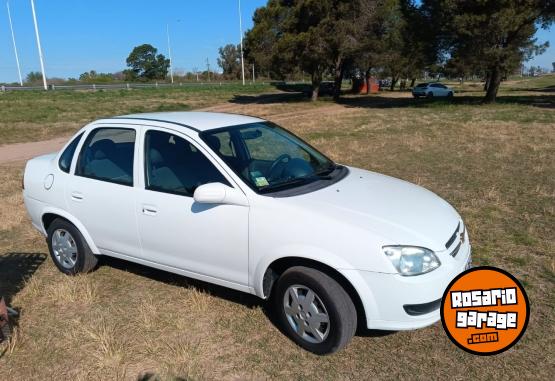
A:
[413,94,419,99]
[426,91,433,98]
[46,218,98,275]
[447,91,454,98]
[273,266,357,355]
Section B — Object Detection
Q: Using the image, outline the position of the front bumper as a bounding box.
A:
[341,238,471,331]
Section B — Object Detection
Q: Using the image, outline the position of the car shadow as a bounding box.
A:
[0,252,47,305]
[98,256,394,339]
[98,256,262,309]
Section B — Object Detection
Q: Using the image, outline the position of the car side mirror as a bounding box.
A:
[193,183,248,207]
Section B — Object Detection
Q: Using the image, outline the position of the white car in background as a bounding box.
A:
[412,83,454,98]
[23,112,471,354]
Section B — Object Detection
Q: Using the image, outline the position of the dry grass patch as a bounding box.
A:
[0,83,554,379]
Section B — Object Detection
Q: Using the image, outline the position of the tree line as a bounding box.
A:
[238,0,554,103]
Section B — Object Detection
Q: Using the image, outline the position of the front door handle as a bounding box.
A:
[71,191,84,201]
[142,205,158,216]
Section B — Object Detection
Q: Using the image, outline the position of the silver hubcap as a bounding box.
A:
[51,229,78,269]
[283,285,330,344]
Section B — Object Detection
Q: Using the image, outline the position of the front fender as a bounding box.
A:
[252,246,381,326]
[252,244,354,298]
[41,206,101,254]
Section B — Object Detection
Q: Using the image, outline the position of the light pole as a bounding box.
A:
[166,24,174,84]
[238,0,245,86]
[30,0,47,90]
[7,1,23,86]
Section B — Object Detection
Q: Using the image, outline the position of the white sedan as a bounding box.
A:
[412,82,454,98]
[23,112,471,354]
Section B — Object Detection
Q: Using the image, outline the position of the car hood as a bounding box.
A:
[286,167,461,252]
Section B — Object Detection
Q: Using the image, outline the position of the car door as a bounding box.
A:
[437,84,448,96]
[66,126,142,257]
[136,127,249,287]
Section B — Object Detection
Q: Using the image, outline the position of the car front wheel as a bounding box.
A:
[47,218,98,275]
[273,266,357,355]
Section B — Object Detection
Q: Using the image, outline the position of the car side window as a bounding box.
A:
[145,130,230,197]
[59,132,83,173]
[76,128,136,186]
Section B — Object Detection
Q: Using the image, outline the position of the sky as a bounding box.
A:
[0,0,553,83]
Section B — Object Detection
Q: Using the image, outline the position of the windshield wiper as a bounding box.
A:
[259,177,315,193]
[315,163,339,177]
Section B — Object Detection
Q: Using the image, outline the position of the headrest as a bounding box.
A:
[204,135,221,152]
[149,148,164,165]
[90,139,116,160]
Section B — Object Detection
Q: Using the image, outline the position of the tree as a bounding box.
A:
[25,71,43,84]
[423,0,554,103]
[79,70,114,83]
[125,44,170,81]
[246,0,377,101]
[217,44,241,79]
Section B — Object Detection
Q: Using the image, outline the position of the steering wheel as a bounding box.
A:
[268,154,291,181]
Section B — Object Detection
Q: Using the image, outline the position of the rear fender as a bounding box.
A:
[41,206,101,254]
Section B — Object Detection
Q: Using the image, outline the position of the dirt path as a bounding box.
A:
[0,136,70,164]
[0,102,355,164]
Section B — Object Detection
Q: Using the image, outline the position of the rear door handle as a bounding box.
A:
[142,205,158,216]
[71,191,84,201]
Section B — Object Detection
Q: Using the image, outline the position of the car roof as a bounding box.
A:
[114,111,265,132]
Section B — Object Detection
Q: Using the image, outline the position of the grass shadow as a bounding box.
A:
[0,252,47,305]
[229,85,554,109]
[337,94,555,109]
[230,92,309,105]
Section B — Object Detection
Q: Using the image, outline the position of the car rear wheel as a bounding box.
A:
[47,218,98,275]
[273,266,357,355]
[447,91,454,98]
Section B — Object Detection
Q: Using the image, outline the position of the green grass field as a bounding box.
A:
[0,75,554,380]
[0,83,274,145]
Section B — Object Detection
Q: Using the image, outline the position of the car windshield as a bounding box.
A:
[200,122,336,194]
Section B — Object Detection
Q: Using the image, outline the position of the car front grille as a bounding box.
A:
[449,241,462,257]
[445,222,465,258]
[445,222,460,249]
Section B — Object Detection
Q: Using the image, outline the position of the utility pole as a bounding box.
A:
[166,24,174,84]
[7,1,23,86]
[252,64,255,83]
[30,0,47,90]
[206,58,211,82]
[238,0,245,86]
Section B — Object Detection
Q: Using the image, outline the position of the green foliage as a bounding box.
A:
[79,70,115,83]
[217,44,242,79]
[423,0,554,102]
[125,44,170,81]
[245,0,379,101]
[25,71,44,84]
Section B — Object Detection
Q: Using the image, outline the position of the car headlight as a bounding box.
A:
[382,246,441,276]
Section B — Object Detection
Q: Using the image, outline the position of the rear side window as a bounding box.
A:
[76,128,136,186]
[145,130,230,196]
[58,133,83,173]
[416,83,428,88]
